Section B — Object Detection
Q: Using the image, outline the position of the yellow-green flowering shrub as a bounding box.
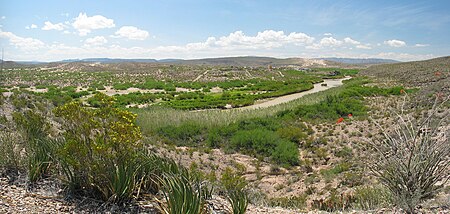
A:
[54,93,142,202]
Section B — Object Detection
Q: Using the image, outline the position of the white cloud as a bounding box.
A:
[0,30,45,51]
[320,37,343,46]
[84,36,108,46]
[343,37,361,45]
[323,33,332,36]
[1,16,5,20]
[72,12,115,36]
[42,21,66,31]
[307,37,343,49]
[384,39,406,47]
[114,26,149,40]
[414,43,429,47]
[356,44,372,49]
[205,30,315,49]
[342,37,371,49]
[375,52,434,61]
[25,24,38,29]
[2,29,436,62]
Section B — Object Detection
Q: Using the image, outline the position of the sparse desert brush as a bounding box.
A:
[368,95,449,214]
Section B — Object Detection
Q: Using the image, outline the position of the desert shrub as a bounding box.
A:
[205,128,223,148]
[268,194,307,209]
[335,146,353,158]
[113,92,156,107]
[368,97,449,214]
[352,185,392,210]
[220,167,247,192]
[294,94,366,120]
[230,128,278,156]
[320,162,351,183]
[271,140,299,166]
[158,122,205,146]
[312,191,355,212]
[54,93,143,203]
[341,171,364,187]
[230,128,299,165]
[277,126,308,144]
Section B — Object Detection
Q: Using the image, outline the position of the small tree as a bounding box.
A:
[368,96,449,213]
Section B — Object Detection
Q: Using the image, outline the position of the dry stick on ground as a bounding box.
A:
[367,94,449,214]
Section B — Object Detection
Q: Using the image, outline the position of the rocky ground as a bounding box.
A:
[1,173,448,214]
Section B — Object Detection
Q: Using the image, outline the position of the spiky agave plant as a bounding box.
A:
[368,95,449,214]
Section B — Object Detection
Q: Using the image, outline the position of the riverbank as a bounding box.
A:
[240,77,352,110]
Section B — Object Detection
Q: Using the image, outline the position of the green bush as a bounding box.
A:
[277,126,308,144]
[158,122,205,146]
[230,128,278,156]
[271,140,299,166]
[54,93,143,203]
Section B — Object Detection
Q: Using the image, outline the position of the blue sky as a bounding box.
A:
[1,0,449,61]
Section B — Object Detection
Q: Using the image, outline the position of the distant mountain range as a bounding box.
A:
[59,58,159,63]
[7,56,398,66]
[319,57,399,64]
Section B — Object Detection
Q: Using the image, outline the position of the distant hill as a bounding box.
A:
[5,56,365,68]
[361,56,450,103]
[157,59,183,63]
[170,56,348,67]
[319,57,398,65]
[59,58,158,63]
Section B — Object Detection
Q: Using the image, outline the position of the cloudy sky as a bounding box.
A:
[1,0,449,62]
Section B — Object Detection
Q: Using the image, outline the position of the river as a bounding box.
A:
[238,76,352,110]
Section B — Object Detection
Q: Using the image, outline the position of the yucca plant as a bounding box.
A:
[159,173,204,214]
[136,152,190,194]
[0,131,23,172]
[27,138,60,182]
[103,160,141,203]
[226,189,249,214]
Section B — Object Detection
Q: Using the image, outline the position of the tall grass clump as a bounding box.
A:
[368,95,449,214]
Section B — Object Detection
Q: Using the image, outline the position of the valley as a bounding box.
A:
[0,56,448,213]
